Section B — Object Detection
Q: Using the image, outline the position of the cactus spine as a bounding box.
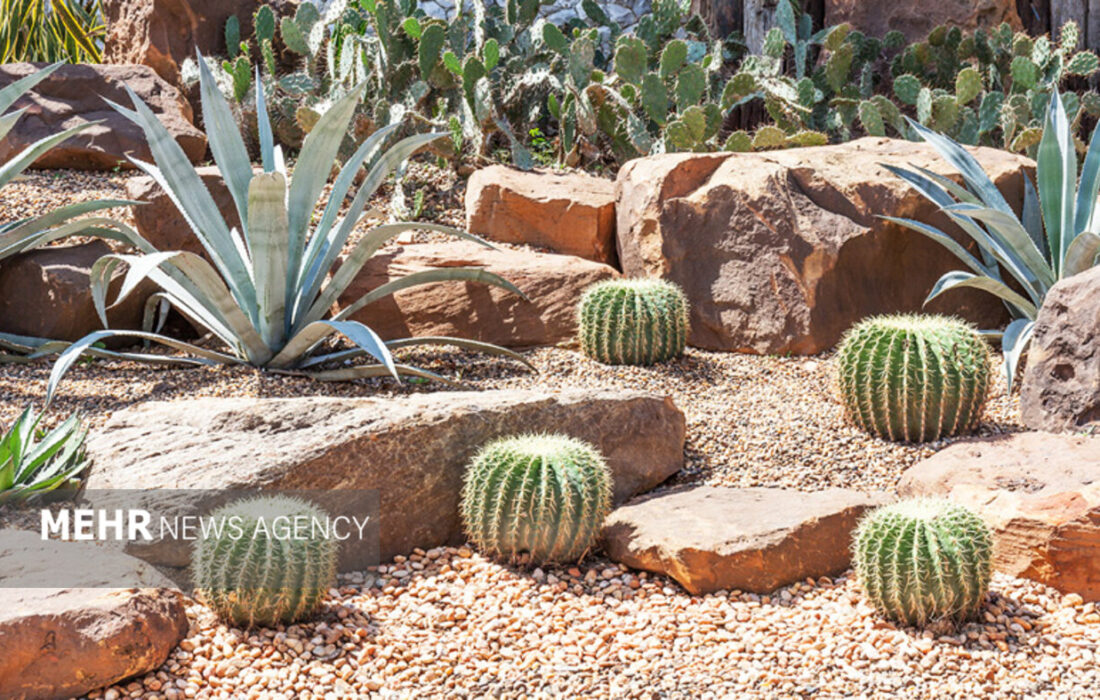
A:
[461,434,612,564]
[853,499,993,626]
[193,495,337,628]
[579,278,689,365]
[835,314,991,442]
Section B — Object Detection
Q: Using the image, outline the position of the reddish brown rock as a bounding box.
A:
[338,241,620,348]
[898,432,1100,600]
[84,390,686,565]
[465,165,618,265]
[0,241,152,341]
[0,63,205,170]
[0,531,187,699]
[825,0,1022,45]
[128,166,239,258]
[1020,266,1100,432]
[102,0,294,86]
[602,486,889,595]
[615,138,1027,354]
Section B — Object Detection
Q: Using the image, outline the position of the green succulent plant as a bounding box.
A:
[193,495,338,628]
[460,433,612,564]
[853,498,993,626]
[0,406,88,504]
[578,278,689,366]
[0,0,105,63]
[45,53,533,402]
[884,91,1100,390]
[835,314,991,442]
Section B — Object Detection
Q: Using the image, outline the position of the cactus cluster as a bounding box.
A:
[884,21,1100,153]
[853,499,993,626]
[578,279,689,365]
[193,495,338,628]
[461,434,612,564]
[835,314,991,443]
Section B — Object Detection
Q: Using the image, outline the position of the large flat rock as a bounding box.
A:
[898,432,1100,599]
[338,241,620,348]
[0,531,187,700]
[85,390,685,564]
[465,165,618,266]
[614,138,1027,354]
[602,486,889,594]
[0,63,205,170]
[1021,266,1100,432]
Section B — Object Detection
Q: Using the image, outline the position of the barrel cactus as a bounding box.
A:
[853,498,993,626]
[578,279,689,365]
[193,495,338,628]
[835,314,991,442]
[460,434,613,564]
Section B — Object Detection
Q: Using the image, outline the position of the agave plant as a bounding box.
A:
[46,54,531,401]
[882,91,1100,390]
[0,63,137,359]
[0,406,88,504]
[0,0,105,63]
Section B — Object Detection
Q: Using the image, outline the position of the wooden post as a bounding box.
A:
[744,0,781,54]
[1050,0,1086,45]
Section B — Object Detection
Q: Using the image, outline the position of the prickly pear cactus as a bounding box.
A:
[835,314,991,442]
[853,499,993,626]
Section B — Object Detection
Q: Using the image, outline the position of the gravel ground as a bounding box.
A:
[4,168,1066,699]
[88,551,1100,700]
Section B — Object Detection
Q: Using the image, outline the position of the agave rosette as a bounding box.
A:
[46,53,531,401]
[881,91,1100,389]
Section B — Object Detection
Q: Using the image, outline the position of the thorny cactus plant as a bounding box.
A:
[193,495,338,628]
[460,434,612,564]
[887,21,1100,153]
[835,315,991,442]
[578,279,689,366]
[853,499,993,626]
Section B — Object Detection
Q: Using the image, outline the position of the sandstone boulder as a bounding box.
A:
[84,390,685,565]
[825,0,1022,45]
[0,241,152,341]
[898,432,1100,599]
[465,165,618,265]
[102,0,294,86]
[602,486,889,595]
[338,241,620,348]
[128,166,239,258]
[0,63,205,170]
[1020,266,1100,432]
[0,531,187,700]
[615,138,1027,354]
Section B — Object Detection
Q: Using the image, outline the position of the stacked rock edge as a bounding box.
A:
[614,138,1028,354]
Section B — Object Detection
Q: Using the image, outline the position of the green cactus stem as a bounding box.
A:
[835,314,991,442]
[460,434,612,564]
[578,278,690,365]
[853,498,993,626]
